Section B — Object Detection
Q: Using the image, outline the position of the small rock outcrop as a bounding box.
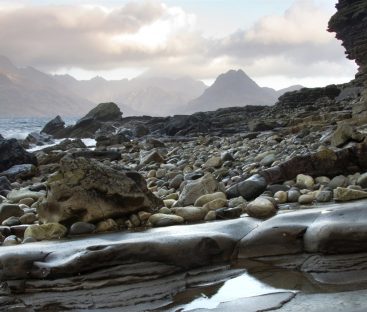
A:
[38,155,163,225]
[0,137,37,172]
[43,102,123,139]
[41,115,66,137]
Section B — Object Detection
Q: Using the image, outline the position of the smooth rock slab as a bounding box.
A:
[238,209,321,259]
[304,204,367,254]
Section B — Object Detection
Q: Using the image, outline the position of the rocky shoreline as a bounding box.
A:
[1,0,367,310]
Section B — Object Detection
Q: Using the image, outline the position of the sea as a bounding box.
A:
[0,117,96,151]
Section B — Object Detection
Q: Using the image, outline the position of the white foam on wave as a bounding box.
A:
[81,138,97,148]
[27,138,96,153]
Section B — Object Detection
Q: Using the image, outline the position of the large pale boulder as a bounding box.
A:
[38,155,162,224]
[24,223,67,241]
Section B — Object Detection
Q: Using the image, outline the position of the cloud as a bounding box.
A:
[0,1,195,69]
[0,0,357,87]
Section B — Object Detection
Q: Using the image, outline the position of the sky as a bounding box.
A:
[0,0,358,89]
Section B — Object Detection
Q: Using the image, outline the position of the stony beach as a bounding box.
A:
[1,0,367,310]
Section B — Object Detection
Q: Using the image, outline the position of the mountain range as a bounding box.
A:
[0,56,302,117]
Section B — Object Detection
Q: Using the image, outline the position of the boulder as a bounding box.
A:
[140,150,165,165]
[204,156,222,168]
[23,132,53,148]
[194,192,227,207]
[330,124,365,147]
[203,198,228,211]
[172,206,207,222]
[41,139,86,153]
[0,137,37,172]
[95,132,129,147]
[41,115,66,137]
[0,164,37,182]
[298,194,314,205]
[334,187,367,201]
[248,120,277,132]
[177,173,219,206]
[215,207,243,219]
[53,103,123,139]
[95,219,119,233]
[0,204,23,223]
[38,155,162,225]
[133,124,150,137]
[0,176,11,196]
[315,190,333,202]
[24,223,67,241]
[246,197,277,219]
[226,174,267,200]
[69,222,96,235]
[148,213,184,227]
[81,102,122,123]
[19,213,37,225]
[357,172,367,188]
[296,174,315,189]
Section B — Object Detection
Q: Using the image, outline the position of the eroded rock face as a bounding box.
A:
[38,155,162,225]
[329,0,367,114]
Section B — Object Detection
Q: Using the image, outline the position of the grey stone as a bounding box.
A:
[0,204,23,223]
[287,188,301,202]
[226,174,267,200]
[315,190,333,202]
[69,222,96,235]
[2,235,21,246]
[2,216,21,226]
[246,197,277,219]
[173,206,207,222]
[177,173,219,206]
[148,213,184,227]
[19,213,37,225]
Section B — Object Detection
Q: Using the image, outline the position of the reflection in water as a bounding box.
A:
[181,272,290,311]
